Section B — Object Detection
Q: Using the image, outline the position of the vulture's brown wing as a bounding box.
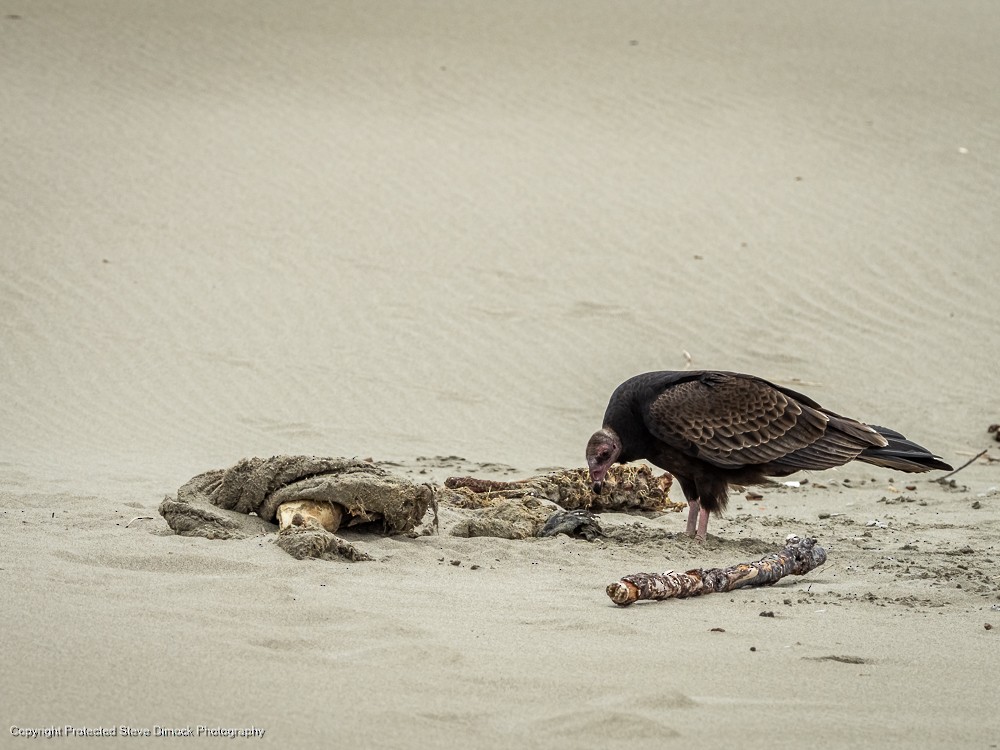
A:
[644,372,881,469]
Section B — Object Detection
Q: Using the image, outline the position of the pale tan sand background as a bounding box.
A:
[2,1,999,747]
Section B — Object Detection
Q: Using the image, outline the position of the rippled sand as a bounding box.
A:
[2,2,999,747]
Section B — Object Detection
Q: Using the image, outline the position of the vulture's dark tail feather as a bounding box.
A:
[857,425,953,473]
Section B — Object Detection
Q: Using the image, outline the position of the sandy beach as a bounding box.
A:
[2,1,999,747]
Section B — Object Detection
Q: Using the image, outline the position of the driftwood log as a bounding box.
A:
[606,535,827,607]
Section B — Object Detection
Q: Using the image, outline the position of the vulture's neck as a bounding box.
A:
[603,395,651,464]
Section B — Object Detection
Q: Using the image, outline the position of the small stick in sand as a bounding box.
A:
[935,449,988,483]
[606,535,827,607]
[776,378,824,388]
[124,516,156,528]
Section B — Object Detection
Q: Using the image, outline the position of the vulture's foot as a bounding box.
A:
[684,500,710,542]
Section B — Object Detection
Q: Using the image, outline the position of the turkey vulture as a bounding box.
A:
[586,371,952,541]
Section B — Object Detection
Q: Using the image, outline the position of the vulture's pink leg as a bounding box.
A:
[685,500,701,538]
[695,506,711,543]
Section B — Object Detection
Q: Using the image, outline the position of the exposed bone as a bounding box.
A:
[275,500,344,533]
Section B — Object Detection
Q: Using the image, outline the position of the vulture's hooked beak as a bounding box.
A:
[588,459,608,495]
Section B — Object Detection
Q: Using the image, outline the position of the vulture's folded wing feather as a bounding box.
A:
[643,372,881,470]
